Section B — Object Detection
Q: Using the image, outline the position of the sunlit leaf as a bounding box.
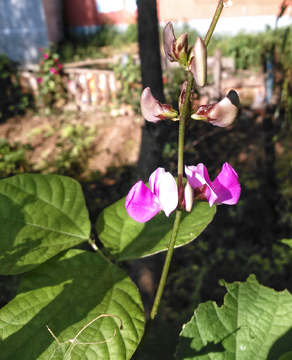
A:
[0,249,145,360]
[0,174,91,275]
[176,275,292,360]
[96,196,216,262]
[281,238,292,249]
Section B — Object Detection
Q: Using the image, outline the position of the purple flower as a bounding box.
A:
[185,162,241,207]
[141,87,178,123]
[191,90,240,127]
[163,22,188,67]
[125,168,178,223]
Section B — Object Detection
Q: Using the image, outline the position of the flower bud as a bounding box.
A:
[183,181,194,212]
[188,36,207,87]
[141,87,179,123]
[163,22,188,68]
[178,81,187,114]
[191,90,240,127]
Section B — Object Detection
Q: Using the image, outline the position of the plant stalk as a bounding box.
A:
[138,0,225,352]
[204,0,224,47]
[177,71,194,191]
[146,209,182,329]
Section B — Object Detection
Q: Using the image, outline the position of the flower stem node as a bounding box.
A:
[163,22,189,69]
[188,37,207,87]
[141,87,179,122]
[191,90,240,127]
[185,162,241,207]
[125,168,178,223]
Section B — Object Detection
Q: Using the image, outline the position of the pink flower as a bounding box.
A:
[50,67,57,74]
[163,22,188,68]
[185,162,241,207]
[191,90,240,127]
[125,168,178,223]
[43,53,49,60]
[37,77,43,83]
[57,63,63,69]
[141,87,178,123]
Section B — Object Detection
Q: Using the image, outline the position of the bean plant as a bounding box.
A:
[1,1,292,359]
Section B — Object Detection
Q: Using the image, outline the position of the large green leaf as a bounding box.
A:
[0,249,145,360]
[0,174,91,275]
[96,197,216,262]
[176,275,292,360]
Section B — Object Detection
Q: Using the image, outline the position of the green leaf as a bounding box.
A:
[280,352,292,360]
[281,239,292,249]
[0,174,91,275]
[96,197,216,262]
[0,249,145,360]
[175,275,292,360]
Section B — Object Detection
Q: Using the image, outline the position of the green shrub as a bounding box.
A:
[0,138,30,178]
[0,55,31,120]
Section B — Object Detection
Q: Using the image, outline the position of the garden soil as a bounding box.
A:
[0,109,144,177]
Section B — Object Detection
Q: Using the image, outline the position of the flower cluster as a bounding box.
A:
[126,168,178,223]
[38,48,63,82]
[125,23,241,223]
[125,163,240,223]
[37,48,66,111]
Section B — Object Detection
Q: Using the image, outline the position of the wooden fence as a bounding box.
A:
[17,53,266,111]
[18,58,119,110]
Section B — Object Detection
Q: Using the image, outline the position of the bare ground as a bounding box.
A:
[0,108,144,177]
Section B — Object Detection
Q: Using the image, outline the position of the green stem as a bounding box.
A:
[204,0,224,47]
[177,71,194,191]
[135,209,182,355]
[149,209,182,323]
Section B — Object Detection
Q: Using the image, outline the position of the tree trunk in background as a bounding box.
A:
[136,0,168,181]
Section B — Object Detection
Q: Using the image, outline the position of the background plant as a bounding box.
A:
[0,138,31,178]
[111,54,142,112]
[0,54,31,121]
[37,48,67,114]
